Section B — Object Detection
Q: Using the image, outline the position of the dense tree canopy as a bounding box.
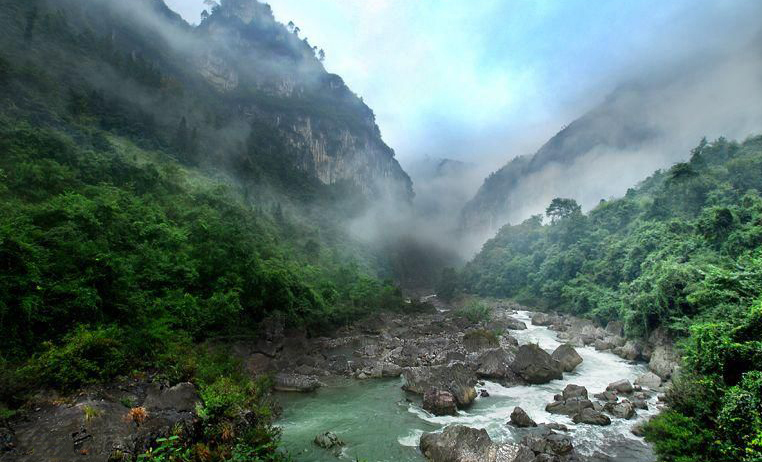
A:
[464,135,762,461]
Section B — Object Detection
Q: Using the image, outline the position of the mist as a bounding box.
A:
[455,17,762,255]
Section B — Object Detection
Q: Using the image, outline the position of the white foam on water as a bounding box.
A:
[403,310,659,460]
[398,429,425,447]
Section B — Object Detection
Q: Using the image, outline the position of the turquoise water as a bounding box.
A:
[276,311,657,462]
[277,378,432,461]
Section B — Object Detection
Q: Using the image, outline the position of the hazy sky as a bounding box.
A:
[165,0,760,167]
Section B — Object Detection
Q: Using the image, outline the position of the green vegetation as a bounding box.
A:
[0,1,409,459]
[455,300,492,324]
[464,136,762,461]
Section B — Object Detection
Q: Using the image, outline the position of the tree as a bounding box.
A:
[201,9,210,22]
[545,198,581,223]
[318,49,326,62]
[287,21,295,33]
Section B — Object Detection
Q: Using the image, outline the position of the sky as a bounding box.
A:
[164,0,761,169]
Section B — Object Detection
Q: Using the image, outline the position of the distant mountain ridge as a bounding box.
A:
[460,84,659,234]
[460,29,762,242]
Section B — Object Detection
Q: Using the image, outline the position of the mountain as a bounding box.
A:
[0,0,413,203]
[0,1,419,458]
[460,32,762,243]
[459,84,657,234]
[461,134,762,462]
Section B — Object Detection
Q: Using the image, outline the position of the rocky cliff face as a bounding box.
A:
[40,0,412,203]
[194,0,413,200]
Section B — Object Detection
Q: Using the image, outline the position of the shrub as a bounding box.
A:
[198,377,248,420]
[644,411,715,462]
[24,325,128,390]
[456,301,491,324]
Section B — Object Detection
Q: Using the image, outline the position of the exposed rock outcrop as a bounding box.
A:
[273,373,321,392]
[635,372,662,389]
[402,363,477,407]
[606,379,634,394]
[572,408,611,426]
[419,425,536,462]
[510,344,563,384]
[551,344,583,372]
[509,407,537,428]
[423,389,458,416]
[476,348,520,382]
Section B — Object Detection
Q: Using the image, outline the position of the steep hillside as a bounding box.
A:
[460,33,762,241]
[463,135,762,461]
[0,0,413,203]
[0,0,420,458]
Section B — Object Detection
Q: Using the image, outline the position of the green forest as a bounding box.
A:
[463,136,762,461]
[0,0,413,458]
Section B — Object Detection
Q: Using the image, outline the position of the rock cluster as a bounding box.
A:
[420,424,576,462]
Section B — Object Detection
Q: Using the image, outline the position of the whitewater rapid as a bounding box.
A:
[277,310,658,462]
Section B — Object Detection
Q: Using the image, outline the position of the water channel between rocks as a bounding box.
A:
[276,311,658,462]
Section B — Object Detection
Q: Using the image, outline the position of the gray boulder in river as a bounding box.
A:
[420,425,535,462]
[510,344,563,384]
[402,362,477,407]
[476,348,519,381]
[550,344,583,372]
[572,408,611,426]
[273,373,321,392]
[509,407,537,427]
[423,389,458,416]
[314,431,344,449]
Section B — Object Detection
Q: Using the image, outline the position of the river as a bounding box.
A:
[276,311,658,461]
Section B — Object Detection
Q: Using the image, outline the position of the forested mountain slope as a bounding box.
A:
[464,135,762,461]
[0,0,418,458]
[0,0,412,203]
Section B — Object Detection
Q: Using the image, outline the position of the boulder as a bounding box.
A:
[476,348,518,381]
[631,399,649,410]
[616,341,643,361]
[593,391,618,403]
[419,425,532,462]
[649,345,680,380]
[521,431,574,457]
[314,431,344,449]
[605,321,624,337]
[402,362,477,407]
[594,339,613,351]
[487,315,527,331]
[504,318,528,330]
[144,382,199,412]
[510,344,563,384]
[562,384,588,400]
[604,400,636,419]
[546,397,594,416]
[463,329,500,352]
[509,407,537,428]
[606,379,634,394]
[531,312,556,326]
[572,409,611,426]
[274,373,321,392]
[423,389,458,416]
[635,372,662,389]
[381,362,403,378]
[551,344,583,373]
[631,422,647,437]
